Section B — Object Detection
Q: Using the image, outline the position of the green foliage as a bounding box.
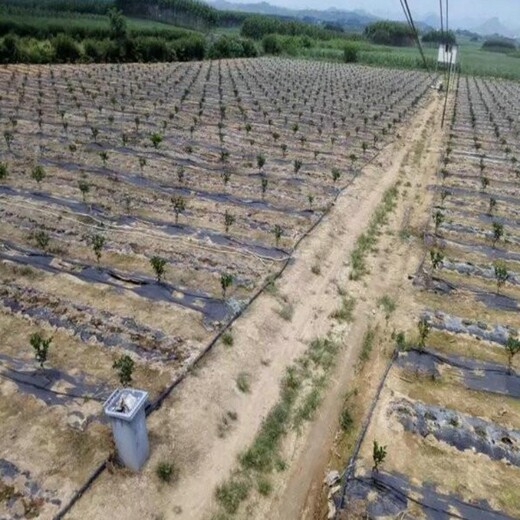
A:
[150,255,167,283]
[492,221,504,246]
[52,33,81,62]
[31,165,46,184]
[222,331,234,347]
[171,195,186,224]
[0,162,8,180]
[418,317,430,349]
[112,354,135,386]
[242,14,346,41]
[359,327,375,362]
[215,478,251,514]
[30,332,52,368]
[108,7,126,39]
[339,408,353,431]
[34,230,50,250]
[433,210,444,234]
[378,295,396,319]
[257,477,272,496]
[220,273,233,298]
[224,210,235,233]
[422,30,456,45]
[364,21,414,46]
[430,249,444,270]
[236,372,251,393]
[156,461,177,483]
[78,179,90,201]
[494,261,509,293]
[256,153,266,170]
[207,34,257,59]
[350,186,398,280]
[482,38,517,53]
[343,42,359,63]
[505,335,520,371]
[331,296,356,323]
[150,132,163,149]
[91,234,105,263]
[273,224,283,247]
[262,33,282,55]
[372,440,387,471]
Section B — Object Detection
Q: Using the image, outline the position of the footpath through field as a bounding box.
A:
[66,90,444,520]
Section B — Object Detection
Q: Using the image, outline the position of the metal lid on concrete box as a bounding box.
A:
[104,388,148,421]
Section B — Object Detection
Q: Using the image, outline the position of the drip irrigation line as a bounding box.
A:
[350,475,514,520]
[0,369,105,402]
[406,347,519,377]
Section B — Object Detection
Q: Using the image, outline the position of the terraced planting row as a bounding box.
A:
[0,59,431,518]
[338,75,520,519]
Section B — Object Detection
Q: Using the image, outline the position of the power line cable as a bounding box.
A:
[399,0,431,73]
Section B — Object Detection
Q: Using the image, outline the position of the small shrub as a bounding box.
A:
[276,301,294,321]
[222,331,234,347]
[113,354,134,386]
[257,477,272,496]
[331,296,356,323]
[215,478,251,514]
[339,409,354,431]
[156,461,176,483]
[359,327,375,362]
[236,372,251,393]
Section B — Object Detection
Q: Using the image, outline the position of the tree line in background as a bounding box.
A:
[0,0,462,65]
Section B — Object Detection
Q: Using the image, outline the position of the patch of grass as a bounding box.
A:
[276,301,294,321]
[217,410,239,438]
[359,327,376,363]
[156,461,177,484]
[339,408,354,431]
[256,477,272,496]
[215,478,251,514]
[264,274,278,295]
[331,295,356,323]
[294,387,321,427]
[236,372,251,393]
[350,185,398,280]
[378,295,396,318]
[307,337,339,370]
[216,334,340,515]
[311,263,321,275]
[222,331,234,347]
[239,399,292,472]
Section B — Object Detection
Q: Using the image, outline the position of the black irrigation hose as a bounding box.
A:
[338,349,398,511]
[351,474,515,520]
[0,370,105,402]
[407,347,517,376]
[53,88,434,520]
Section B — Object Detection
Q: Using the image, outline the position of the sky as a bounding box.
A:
[230,0,520,26]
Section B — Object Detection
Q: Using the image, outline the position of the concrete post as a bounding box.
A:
[104,388,149,471]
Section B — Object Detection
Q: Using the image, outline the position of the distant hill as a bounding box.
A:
[475,17,516,38]
[208,0,378,30]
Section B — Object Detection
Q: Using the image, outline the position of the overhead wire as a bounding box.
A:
[399,0,431,74]
[441,0,455,128]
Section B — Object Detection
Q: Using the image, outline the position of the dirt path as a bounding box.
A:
[268,91,447,520]
[65,92,442,520]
